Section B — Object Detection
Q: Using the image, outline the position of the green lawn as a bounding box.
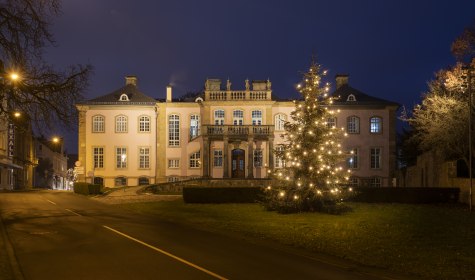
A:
[119,201,475,279]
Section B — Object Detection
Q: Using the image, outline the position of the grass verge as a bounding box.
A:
[119,201,475,279]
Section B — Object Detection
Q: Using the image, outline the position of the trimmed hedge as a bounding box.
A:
[183,187,263,203]
[74,182,103,195]
[350,187,460,203]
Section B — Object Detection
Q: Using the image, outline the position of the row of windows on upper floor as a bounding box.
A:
[90,112,384,138]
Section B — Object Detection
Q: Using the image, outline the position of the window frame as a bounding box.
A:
[138,115,151,133]
[190,114,200,139]
[138,147,150,169]
[214,109,225,125]
[274,114,286,131]
[189,151,201,168]
[370,116,383,134]
[115,115,128,133]
[92,115,105,133]
[168,114,180,147]
[115,147,127,169]
[327,117,337,129]
[252,110,262,125]
[93,146,104,169]
[168,159,180,169]
[253,149,263,167]
[370,147,382,169]
[347,148,359,169]
[213,150,223,167]
[347,116,360,134]
[275,145,286,168]
[233,110,244,125]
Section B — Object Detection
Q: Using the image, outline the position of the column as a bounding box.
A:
[203,137,210,178]
[268,137,274,172]
[248,137,254,178]
[223,136,229,178]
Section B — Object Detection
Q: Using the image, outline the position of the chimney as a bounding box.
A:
[166,85,172,102]
[335,74,349,89]
[125,76,137,86]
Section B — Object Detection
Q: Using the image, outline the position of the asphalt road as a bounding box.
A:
[0,191,399,280]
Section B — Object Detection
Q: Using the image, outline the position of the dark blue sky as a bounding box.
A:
[45,0,475,153]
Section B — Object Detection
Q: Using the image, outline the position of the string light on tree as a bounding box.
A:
[264,58,352,213]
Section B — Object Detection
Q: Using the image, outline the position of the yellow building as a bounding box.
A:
[77,75,398,187]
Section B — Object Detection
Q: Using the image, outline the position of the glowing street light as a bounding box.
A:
[13,112,21,118]
[9,72,19,81]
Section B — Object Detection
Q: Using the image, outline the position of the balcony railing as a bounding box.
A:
[202,125,274,139]
[205,90,271,101]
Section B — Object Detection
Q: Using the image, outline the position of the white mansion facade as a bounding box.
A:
[76,75,399,188]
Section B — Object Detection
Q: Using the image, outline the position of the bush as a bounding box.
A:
[183,187,263,203]
[74,182,103,195]
[350,187,460,203]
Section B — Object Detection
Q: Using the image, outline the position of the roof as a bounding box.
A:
[81,84,157,105]
[331,85,400,107]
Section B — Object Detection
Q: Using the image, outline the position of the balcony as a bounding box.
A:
[205,90,271,101]
[202,125,274,140]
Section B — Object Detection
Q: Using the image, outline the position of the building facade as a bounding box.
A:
[34,137,68,189]
[77,75,398,188]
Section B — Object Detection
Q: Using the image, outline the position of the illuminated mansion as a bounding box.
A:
[76,75,398,188]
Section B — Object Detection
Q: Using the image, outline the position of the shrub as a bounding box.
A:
[74,182,102,195]
[350,187,460,203]
[183,187,263,203]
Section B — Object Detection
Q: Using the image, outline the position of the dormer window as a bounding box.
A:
[347,94,356,102]
[119,94,129,101]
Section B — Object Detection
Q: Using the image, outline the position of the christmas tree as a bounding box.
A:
[264,59,352,213]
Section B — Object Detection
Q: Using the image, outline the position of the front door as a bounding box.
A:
[232,149,245,178]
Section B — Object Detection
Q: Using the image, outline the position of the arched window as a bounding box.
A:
[274,114,286,131]
[347,116,360,134]
[252,110,262,125]
[214,110,225,125]
[168,114,180,147]
[92,115,105,133]
[115,115,128,133]
[139,115,151,132]
[233,110,244,125]
[370,116,382,134]
[347,94,356,102]
[327,117,337,129]
[138,177,150,185]
[115,176,127,187]
[119,94,129,101]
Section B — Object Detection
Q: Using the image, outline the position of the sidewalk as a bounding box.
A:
[92,186,182,204]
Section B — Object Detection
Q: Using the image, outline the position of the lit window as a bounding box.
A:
[190,151,201,168]
[327,117,336,128]
[370,177,381,187]
[252,110,262,125]
[233,110,244,125]
[190,114,200,139]
[116,147,127,168]
[275,145,286,168]
[167,176,180,182]
[139,147,150,169]
[370,117,382,134]
[214,110,225,125]
[214,150,223,167]
[275,114,286,131]
[115,115,128,133]
[92,115,105,133]
[93,147,104,169]
[139,116,151,132]
[347,148,358,169]
[253,149,263,167]
[168,114,180,146]
[168,159,180,168]
[347,116,360,134]
[370,148,382,169]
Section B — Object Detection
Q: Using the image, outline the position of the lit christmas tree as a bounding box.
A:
[264,59,352,213]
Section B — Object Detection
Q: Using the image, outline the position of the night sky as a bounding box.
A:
[44,0,475,154]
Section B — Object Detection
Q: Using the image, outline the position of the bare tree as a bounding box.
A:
[0,0,91,131]
[451,19,475,62]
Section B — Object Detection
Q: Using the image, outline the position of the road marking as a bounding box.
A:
[103,225,228,280]
[65,209,82,216]
[46,199,56,205]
